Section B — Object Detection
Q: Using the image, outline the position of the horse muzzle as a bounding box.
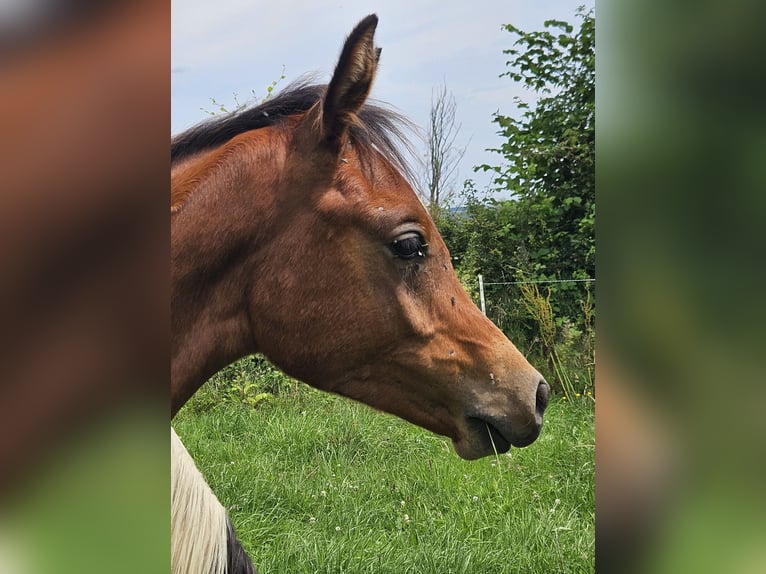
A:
[455,378,550,460]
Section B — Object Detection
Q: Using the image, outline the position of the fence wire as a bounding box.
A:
[481,278,595,286]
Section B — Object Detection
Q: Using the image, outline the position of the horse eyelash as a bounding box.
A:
[391,243,429,259]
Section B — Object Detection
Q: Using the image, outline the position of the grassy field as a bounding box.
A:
[174,383,594,573]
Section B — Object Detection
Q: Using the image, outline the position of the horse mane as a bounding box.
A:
[171,428,256,574]
[171,78,417,184]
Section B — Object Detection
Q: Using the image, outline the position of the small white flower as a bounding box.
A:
[335,526,341,532]
[400,500,405,507]
[472,496,479,503]
[309,517,316,524]
[320,490,327,497]
[403,514,410,523]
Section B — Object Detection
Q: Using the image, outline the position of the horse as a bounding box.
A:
[171,14,550,573]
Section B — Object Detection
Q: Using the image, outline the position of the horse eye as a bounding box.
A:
[390,232,428,259]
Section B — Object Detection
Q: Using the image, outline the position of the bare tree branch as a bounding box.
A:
[419,82,468,217]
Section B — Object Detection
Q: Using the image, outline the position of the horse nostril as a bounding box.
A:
[536,379,550,416]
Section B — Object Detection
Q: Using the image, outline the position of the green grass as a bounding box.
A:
[174,385,594,573]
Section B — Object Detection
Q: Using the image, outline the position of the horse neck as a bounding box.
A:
[170,142,281,415]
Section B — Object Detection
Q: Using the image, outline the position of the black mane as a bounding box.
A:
[171,79,416,183]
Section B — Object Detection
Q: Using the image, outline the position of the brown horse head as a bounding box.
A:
[171,14,549,459]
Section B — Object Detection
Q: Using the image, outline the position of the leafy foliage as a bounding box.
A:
[481,6,594,305]
[201,66,287,116]
[184,355,298,413]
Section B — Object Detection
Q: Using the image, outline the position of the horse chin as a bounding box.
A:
[453,420,510,460]
[454,417,541,460]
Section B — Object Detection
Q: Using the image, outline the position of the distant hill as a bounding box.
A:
[446,205,468,217]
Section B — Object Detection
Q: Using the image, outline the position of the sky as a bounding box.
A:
[172,0,593,196]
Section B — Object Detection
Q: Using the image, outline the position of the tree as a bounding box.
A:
[420,82,467,218]
[475,6,595,326]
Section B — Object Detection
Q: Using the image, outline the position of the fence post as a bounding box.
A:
[478,274,486,316]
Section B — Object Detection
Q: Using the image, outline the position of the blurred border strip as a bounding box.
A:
[0,1,169,571]
[598,0,766,572]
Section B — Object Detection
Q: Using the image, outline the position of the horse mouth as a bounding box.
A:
[473,418,512,453]
[457,416,541,460]
[455,417,512,459]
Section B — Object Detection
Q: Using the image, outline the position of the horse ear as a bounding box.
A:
[322,14,381,144]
